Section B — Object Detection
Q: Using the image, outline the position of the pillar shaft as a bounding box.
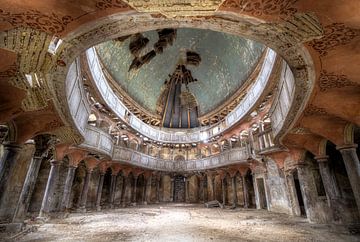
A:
[232,176,237,207]
[185,178,189,203]
[79,170,92,210]
[338,145,360,215]
[0,143,21,201]
[146,175,152,204]
[170,178,174,202]
[60,166,77,212]
[297,164,319,222]
[121,176,127,207]
[221,178,226,205]
[156,177,160,203]
[96,173,105,211]
[133,176,138,204]
[203,177,207,202]
[242,175,249,208]
[109,175,117,208]
[285,173,301,216]
[13,155,43,222]
[211,176,215,200]
[39,160,62,218]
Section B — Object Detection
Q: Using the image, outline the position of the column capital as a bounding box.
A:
[68,164,77,169]
[314,155,329,163]
[50,159,62,166]
[336,144,358,151]
[295,162,307,168]
[2,141,22,150]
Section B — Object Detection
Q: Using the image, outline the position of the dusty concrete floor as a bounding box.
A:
[9,204,360,242]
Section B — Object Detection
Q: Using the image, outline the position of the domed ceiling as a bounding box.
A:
[95,28,264,118]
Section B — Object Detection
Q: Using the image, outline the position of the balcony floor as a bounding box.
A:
[16,204,359,241]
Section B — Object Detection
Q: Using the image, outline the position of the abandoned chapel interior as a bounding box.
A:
[0,0,359,241]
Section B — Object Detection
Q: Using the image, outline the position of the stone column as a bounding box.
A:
[315,156,343,220]
[0,142,21,201]
[337,144,360,215]
[38,159,62,218]
[133,175,138,204]
[145,175,152,204]
[285,172,301,216]
[142,177,147,204]
[95,173,105,211]
[211,176,215,200]
[60,165,77,212]
[297,163,318,222]
[242,175,249,208]
[78,169,92,212]
[203,176,207,202]
[185,177,189,203]
[109,174,117,208]
[170,177,175,202]
[221,178,226,206]
[231,176,237,208]
[156,176,160,203]
[121,175,128,207]
[13,155,43,222]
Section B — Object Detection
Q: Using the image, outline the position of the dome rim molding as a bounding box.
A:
[84,46,277,144]
[47,10,319,146]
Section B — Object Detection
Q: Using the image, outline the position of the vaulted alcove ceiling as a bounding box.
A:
[95,28,265,117]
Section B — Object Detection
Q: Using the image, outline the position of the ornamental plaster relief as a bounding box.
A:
[220,0,298,19]
[318,70,358,92]
[308,23,360,57]
[122,0,225,17]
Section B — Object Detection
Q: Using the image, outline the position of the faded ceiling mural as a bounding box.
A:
[96,28,264,116]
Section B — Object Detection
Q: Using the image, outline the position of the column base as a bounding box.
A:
[96,206,101,212]
[0,223,24,233]
[77,207,86,213]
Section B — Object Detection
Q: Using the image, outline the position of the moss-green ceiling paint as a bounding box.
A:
[96,28,264,116]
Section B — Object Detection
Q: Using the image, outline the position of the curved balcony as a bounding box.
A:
[85,47,277,144]
[78,123,250,171]
[66,45,297,171]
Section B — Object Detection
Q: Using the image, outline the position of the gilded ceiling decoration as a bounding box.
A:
[96,28,264,117]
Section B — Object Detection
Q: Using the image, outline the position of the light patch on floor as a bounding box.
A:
[15,204,359,242]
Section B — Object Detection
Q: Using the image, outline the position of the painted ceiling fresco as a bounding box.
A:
[96,28,264,116]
